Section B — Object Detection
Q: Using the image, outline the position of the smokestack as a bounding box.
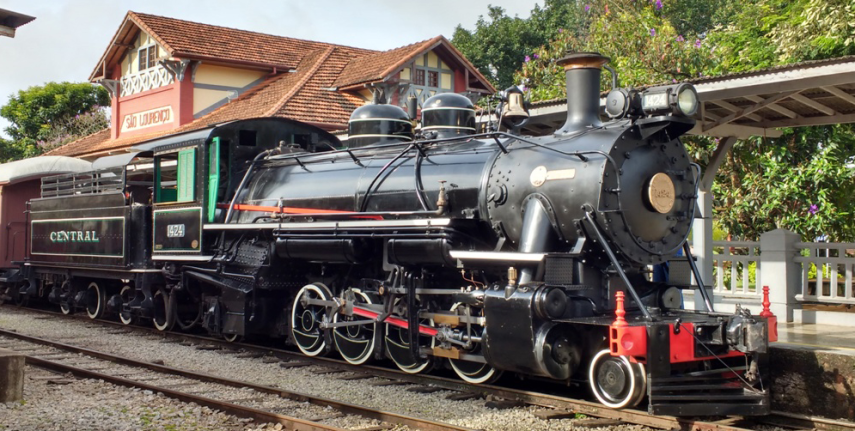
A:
[555,52,610,136]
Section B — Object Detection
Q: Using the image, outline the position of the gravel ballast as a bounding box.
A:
[1,366,260,431]
[0,306,651,430]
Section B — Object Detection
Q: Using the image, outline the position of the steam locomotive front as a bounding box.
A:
[485,53,699,270]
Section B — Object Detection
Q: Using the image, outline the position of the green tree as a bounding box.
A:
[452,0,585,89]
[713,126,855,242]
[0,82,110,160]
[702,0,855,241]
[511,0,855,241]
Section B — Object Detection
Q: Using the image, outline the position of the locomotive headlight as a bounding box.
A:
[640,83,699,117]
[676,84,699,116]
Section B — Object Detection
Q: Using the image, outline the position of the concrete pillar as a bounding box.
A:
[760,229,802,321]
[0,349,24,402]
[691,190,715,310]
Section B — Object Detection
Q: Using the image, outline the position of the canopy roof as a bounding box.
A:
[523,56,855,139]
[0,156,92,185]
[0,8,35,38]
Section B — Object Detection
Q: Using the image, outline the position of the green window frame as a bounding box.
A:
[177,149,196,202]
[155,148,196,204]
[207,137,220,222]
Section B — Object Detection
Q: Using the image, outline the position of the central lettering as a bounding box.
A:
[49,230,100,243]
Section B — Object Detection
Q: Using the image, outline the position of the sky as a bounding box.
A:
[0,0,541,139]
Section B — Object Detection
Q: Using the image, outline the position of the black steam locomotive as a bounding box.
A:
[0,53,774,416]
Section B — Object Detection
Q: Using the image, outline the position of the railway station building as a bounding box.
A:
[48,11,494,160]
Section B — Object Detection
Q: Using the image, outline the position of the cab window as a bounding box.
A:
[155,148,196,203]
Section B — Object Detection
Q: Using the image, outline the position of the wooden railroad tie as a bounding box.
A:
[445,392,483,401]
[532,409,577,420]
[369,380,412,387]
[571,418,624,428]
[484,399,526,410]
[312,367,346,375]
[234,351,265,359]
[306,412,345,421]
[407,385,443,394]
[195,344,222,351]
[279,360,312,369]
[337,373,373,381]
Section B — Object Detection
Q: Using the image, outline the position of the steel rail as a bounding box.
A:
[6,305,855,431]
[0,327,474,431]
[27,356,345,431]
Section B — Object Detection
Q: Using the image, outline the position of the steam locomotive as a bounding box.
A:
[0,53,774,416]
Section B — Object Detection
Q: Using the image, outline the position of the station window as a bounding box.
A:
[155,149,195,203]
[414,69,425,86]
[138,45,158,70]
[428,71,439,87]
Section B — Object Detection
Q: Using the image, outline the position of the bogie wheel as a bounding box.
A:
[384,299,434,374]
[332,290,378,365]
[14,295,29,307]
[448,303,502,384]
[152,288,175,332]
[588,349,646,409]
[174,288,202,331]
[291,283,333,356]
[13,286,29,307]
[85,282,107,320]
[223,333,243,343]
[119,285,136,325]
[59,280,74,315]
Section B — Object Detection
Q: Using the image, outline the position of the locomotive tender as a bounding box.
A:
[0,53,774,416]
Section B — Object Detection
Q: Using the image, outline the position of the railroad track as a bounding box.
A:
[0,327,472,431]
[2,304,854,431]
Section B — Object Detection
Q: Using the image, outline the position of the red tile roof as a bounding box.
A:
[90,11,376,80]
[61,12,494,159]
[334,37,441,89]
[333,35,495,93]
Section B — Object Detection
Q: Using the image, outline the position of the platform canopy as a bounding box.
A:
[0,156,92,185]
[0,8,35,38]
[523,56,855,140]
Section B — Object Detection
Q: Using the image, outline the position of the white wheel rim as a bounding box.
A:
[153,290,170,331]
[119,285,133,325]
[291,284,331,357]
[630,361,647,406]
[60,282,72,314]
[448,302,497,384]
[86,282,102,319]
[333,290,376,365]
[451,363,497,384]
[385,301,434,374]
[588,349,637,409]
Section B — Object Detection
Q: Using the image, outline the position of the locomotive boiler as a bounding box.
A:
[0,52,774,417]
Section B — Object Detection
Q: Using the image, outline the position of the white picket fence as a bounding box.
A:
[702,235,855,325]
[712,240,761,298]
[795,242,855,304]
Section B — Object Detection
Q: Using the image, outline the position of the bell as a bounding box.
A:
[503,89,529,120]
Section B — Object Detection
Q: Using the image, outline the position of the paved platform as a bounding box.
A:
[775,322,855,354]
